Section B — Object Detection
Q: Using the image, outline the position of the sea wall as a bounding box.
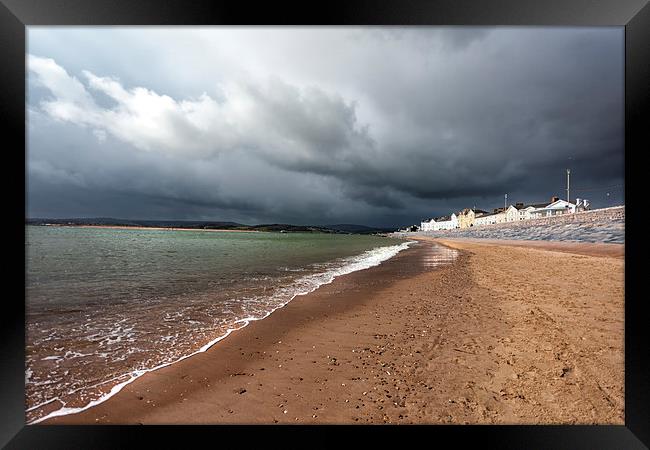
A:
[473,206,624,229]
[397,206,625,244]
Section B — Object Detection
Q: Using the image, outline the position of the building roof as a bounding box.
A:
[547,199,575,207]
[523,202,550,209]
[533,200,575,211]
[477,211,500,218]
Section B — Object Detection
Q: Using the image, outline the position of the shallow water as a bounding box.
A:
[25,226,407,423]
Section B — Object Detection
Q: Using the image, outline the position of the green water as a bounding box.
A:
[25,226,406,422]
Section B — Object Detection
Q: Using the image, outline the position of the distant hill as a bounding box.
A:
[250,224,329,233]
[26,218,396,235]
[26,218,246,229]
[325,224,398,234]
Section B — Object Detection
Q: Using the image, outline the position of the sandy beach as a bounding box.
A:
[44,238,624,425]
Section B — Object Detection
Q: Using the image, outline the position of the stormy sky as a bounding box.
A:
[26,27,624,227]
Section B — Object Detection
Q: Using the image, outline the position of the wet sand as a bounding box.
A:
[44,238,624,424]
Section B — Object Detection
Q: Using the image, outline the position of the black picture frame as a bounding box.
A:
[2,0,648,448]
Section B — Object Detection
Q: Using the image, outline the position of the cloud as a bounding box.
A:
[30,55,234,156]
[29,55,374,164]
[28,55,97,124]
[26,28,624,226]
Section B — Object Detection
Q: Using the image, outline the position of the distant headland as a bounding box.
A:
[25,217,397,235]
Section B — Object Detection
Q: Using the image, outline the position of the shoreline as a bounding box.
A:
[36,224,261,233]
[30,239,414,424]
[43,238,624,424]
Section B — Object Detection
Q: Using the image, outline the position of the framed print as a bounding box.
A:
[2,0,648,448]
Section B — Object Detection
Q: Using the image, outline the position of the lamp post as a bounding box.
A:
[504,193,507,210]
[566,169,571,203]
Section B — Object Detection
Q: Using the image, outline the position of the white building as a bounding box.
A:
[494,210,508,224]
[420,219,434,231]
[505,205,520,222]
[474,212,498,226]
[474,209,507,226]
[422,213,459,231]
[511,201,552,220]
[457,195,592,228]
[435,213,458,230]
[529,199,576,218]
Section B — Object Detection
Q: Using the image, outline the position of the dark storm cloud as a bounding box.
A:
[27,27,624,227]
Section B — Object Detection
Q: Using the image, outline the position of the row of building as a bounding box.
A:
[416,196,590,232]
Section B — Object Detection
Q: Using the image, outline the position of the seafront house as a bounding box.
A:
[506,205,520,222]
[420,213,458,231]
[474,208,507,226]
[529,197,577,218]
[457,208,473,228]
[474,211,498,226]
[492,208,508,224]
[433,213,458,230]
[418,195,590,232]
[457,208,489,228]
[420,218,434,231]
[516,201,551,220]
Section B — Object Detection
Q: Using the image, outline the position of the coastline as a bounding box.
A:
[28,238,413,424]
[43,238,624,424]
[44,225,260,233]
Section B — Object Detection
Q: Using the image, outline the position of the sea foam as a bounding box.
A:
[28,240,413,424]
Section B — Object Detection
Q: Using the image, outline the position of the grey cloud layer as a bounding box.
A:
[27,27,623,226]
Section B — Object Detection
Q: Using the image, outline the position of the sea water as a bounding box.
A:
[25,226,409,423]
